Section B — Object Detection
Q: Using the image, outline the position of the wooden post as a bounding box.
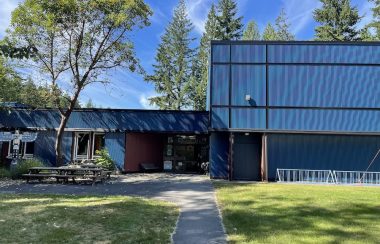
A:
[228,132,234,181]
[261,133,268,181]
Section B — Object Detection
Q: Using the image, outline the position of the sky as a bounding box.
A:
[0,0,374,109]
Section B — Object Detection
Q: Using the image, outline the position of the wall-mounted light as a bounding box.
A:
[244,132,250,136]
[245,94,251,101]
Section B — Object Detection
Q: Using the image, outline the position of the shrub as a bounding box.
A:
[94,149,115,171]
[0,167,11,178]
[11,158,45,179]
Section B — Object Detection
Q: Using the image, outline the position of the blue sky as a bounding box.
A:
[0,0,374,109]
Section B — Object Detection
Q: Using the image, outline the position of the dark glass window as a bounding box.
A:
[24,142,35,155]
[76,133,90,158]
[93,134,105,156]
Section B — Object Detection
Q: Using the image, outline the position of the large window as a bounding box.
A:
[74,132,106,160]
[7,141,35,159]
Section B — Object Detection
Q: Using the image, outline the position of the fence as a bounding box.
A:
[276,168,380,185]
[276,169,335,184]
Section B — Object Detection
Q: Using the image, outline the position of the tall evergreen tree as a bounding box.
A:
[147,0,194,110]
[368,0,380,39]
[242,20,261,40]
[189,4,218,111]
[275,9,295,40]
[262,23,278,40]
[313,0,362,41]
[215,0,243,40]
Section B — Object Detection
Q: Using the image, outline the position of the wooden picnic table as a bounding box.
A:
[23,166,111,185]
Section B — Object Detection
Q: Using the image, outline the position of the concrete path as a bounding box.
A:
[0,174,227,244]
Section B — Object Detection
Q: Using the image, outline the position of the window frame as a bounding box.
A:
[7,141,35,159]
[92,133,105,159]
[74,132,91,160]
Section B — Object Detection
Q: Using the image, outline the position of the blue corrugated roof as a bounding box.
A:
[0,109,209,133]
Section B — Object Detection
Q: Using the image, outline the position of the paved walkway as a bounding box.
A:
[0,174,227,244]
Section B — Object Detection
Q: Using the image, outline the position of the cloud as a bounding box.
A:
[282,0,321,35]
[186,0,213,34]
[139,92,158,109]
[0,0,21,38]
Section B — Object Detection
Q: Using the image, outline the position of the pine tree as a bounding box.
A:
[368,0,380,39]
[262,23,278,40]
[215,0,243,40]
[242,20,261,40]
[189,4,218,111]
[313,0,362,41]
[85,99,95,108]
[146,0,195,110]
[275,9,295,40]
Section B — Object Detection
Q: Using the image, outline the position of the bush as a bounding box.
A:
[0,167,11,178]
[11,158,45,179]
[94,149,115,171]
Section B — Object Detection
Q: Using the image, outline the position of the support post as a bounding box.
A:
[261,133,268,181]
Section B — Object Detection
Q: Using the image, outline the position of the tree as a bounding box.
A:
[9,0,152,165]
[368,0,380,39]
[242,20,261,40]
[275,9,295,40]
[215,0,243,40]
[85,99,95,108]
[189,4,218,111]
[313,0,361,41]
[262,23,278,40]
[147,0,194,110]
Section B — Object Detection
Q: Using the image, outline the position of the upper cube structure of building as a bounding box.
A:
[209,41,380,181]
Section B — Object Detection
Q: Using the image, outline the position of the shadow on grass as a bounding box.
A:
[214,183,380,243]
[0,194,178,244]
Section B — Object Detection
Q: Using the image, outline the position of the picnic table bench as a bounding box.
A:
[23,166,111,185]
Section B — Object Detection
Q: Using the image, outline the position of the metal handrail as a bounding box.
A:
[276,168,335,184]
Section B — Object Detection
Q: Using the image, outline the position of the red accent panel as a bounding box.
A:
[124,133,164,172]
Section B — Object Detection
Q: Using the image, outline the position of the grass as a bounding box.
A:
[214,183,380,244]
[0,194,179,244]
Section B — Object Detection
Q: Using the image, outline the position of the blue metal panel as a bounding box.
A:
[267,134,380,180]
[231,45,266,63]
[34,131,72,165]
[105,132,125,170]
[231,65,266,106]
[269,109,380,132]
[231,108,266,129]
[212,45,230,63]
[269,65,380,107]
[0,110,208,133]
[211,65,229,105]
[268,44,380,64]
[211,108,229,129]
[210,132,229,179]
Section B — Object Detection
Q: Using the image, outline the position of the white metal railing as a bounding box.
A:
[333,170,380,185]
[276,169,335,184]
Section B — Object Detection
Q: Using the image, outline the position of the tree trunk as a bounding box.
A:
[55,114,70,166]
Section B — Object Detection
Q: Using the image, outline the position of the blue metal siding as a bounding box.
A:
[267,134,380,180]
[211,108,229,129]
[269,109,380,132]
[231,45,266,63]
[211,65,230,105]
[212,45,230,63]
[231,108,266,129]
[269,65,380,107]
[34,131,72,165]
[268,44,380,64]
[231,65,266,106]
[105,132,125,170]
[210,132,229,179]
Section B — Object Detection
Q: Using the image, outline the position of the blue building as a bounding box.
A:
[209,41,380,181]
[0,109,209,173]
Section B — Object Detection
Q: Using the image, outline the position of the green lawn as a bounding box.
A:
[0,194,179,244]
[214,183,380,244]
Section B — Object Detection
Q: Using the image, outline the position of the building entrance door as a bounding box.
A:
[232,133,261,181]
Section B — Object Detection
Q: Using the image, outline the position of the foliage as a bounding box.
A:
[8,0,152,165]
[215,183,380,243]
[367,0,380,40]
[0,168,11,178]
[275,9,295,40]
[314,0,362,41]
[189,4,218,111]
[242,20,261,40]
[215,0,243,40]
[0,194,179,243]
[94,149,115,170]
[11,158,44,179]
[262,23,278,40]
[84,98,95,108]
[0,43,36,59]
[146,0,194,110]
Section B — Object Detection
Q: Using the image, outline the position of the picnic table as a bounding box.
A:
[23,166,112,185]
